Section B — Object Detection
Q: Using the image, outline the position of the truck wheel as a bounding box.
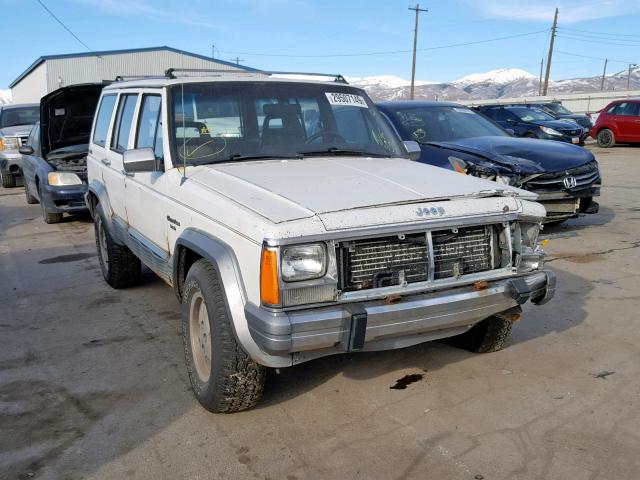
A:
[597,129,615,148]
[1,170,16,188]
[94,207,141,288]
[182,259,266,413]
[39,188,63,224]
[24,181,38,204]
[448,315,513,353]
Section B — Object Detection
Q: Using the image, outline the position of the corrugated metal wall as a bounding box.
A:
[46,50,245,92]
[10,63,47,103]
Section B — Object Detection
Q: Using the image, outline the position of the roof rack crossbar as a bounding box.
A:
[115,75,168,81]
[267,71,348,83]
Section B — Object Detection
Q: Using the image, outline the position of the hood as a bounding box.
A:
[0,125,33,137]
[40,83,105,156]
[529,118,581,131]
[432,136,595,174]
[189,156,536,224]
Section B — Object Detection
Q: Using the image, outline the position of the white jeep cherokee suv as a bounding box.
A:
[86,71,555,412]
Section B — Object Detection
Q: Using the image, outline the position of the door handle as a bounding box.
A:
[101,158,111,166]
[122,170,134,177]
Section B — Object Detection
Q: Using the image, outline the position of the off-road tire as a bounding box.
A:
[448,315,513,353]
[94,205,141,288]
[182,259,266,413]
[24,181,38,204]
[597,129,615,148]
[1,170,16,188]
[39,188,63,224]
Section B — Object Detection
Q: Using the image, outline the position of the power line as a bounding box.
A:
[219,29,548,59]
[35,0,92,51]
[555,50,634,64]
[560,26,640,39]
[557,34,640,47]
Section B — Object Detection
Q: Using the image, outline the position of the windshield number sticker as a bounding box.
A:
[325,92,368,108]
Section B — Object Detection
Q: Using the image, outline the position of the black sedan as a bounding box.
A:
[474,105,586,144]
[19,84,104,223]
[377,101,601,222]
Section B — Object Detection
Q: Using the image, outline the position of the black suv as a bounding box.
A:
[505,102,592,132]
[476,105,586,144]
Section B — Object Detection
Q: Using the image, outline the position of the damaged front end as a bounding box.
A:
[447,153,601,222]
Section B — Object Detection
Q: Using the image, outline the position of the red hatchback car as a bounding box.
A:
[591,99,640,147]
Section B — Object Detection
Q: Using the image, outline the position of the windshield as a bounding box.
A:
[169,82,403,165]
[544,103,572,115]
[386,106,508,143]
[509,107,554,122]
[0,106,39,128]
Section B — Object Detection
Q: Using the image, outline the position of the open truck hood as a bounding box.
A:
[40,83,107,158]
[189,156,536,224]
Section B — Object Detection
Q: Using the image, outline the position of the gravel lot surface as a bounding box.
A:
[1,145,639,480]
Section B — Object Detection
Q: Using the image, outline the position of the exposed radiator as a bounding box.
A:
[338,225,498,291]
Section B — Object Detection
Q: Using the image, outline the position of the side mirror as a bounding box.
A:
[505,128,515,136]
[123,147,156,174]
[19,145,33,155]
[403,140,422,161]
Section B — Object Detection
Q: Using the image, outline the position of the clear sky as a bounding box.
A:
[2,0,640,88]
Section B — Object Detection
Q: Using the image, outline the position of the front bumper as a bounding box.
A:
[535,186,600,220]
[246,271,555,358]
[41,183,88,213]
[0,151,23,175]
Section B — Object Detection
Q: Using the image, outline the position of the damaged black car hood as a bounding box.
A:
[428,136,595,174]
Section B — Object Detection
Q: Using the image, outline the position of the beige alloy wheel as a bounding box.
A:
[189,291,212,382]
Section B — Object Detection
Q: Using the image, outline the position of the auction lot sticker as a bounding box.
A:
[325,92,368,108]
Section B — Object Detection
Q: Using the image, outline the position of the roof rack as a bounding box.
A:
[114,75,168,82]
[163,68,347,83]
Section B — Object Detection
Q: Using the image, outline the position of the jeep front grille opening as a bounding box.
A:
[337,225,499,292]
[338,234,428,291]
[432,226,494,280]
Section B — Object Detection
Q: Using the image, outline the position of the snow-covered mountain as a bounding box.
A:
[352,66,640,102]
[453,68,536,86]
[0,89,11,105]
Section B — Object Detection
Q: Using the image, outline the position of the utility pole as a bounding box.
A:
[542,7,558,96]
[628,63,637,90]
[538,58,544,96]
[408,3,428,100]
[231,56,244,65]
[600,58,608,91]
[211,44,215,59]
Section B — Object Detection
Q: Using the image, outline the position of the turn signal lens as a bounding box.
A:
[448,156,467,174]
[0,138,4,151]
[260,247,280,306]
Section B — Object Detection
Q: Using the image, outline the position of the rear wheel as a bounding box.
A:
[1,170,16,188]
[447,315,513,353]
[182,259,266,413]
[597,129,615,148]
[94,205,141,288]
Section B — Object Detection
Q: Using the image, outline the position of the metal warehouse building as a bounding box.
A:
[9,46,259,103]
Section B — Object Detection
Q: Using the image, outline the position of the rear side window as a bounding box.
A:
[92,95,117,147]
[136,95,163,160]
[608,102,639,116]
[111,94,138,152]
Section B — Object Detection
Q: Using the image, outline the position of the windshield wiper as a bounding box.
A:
[194,153,304,165]
[298,147,392,157]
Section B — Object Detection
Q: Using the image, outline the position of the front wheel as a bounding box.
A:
[447,315,513,353]
[597,129,615,148]
[24,181,38,204]
[39,188,63,224]
[182,259,266,413]
[1,170,16,188]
